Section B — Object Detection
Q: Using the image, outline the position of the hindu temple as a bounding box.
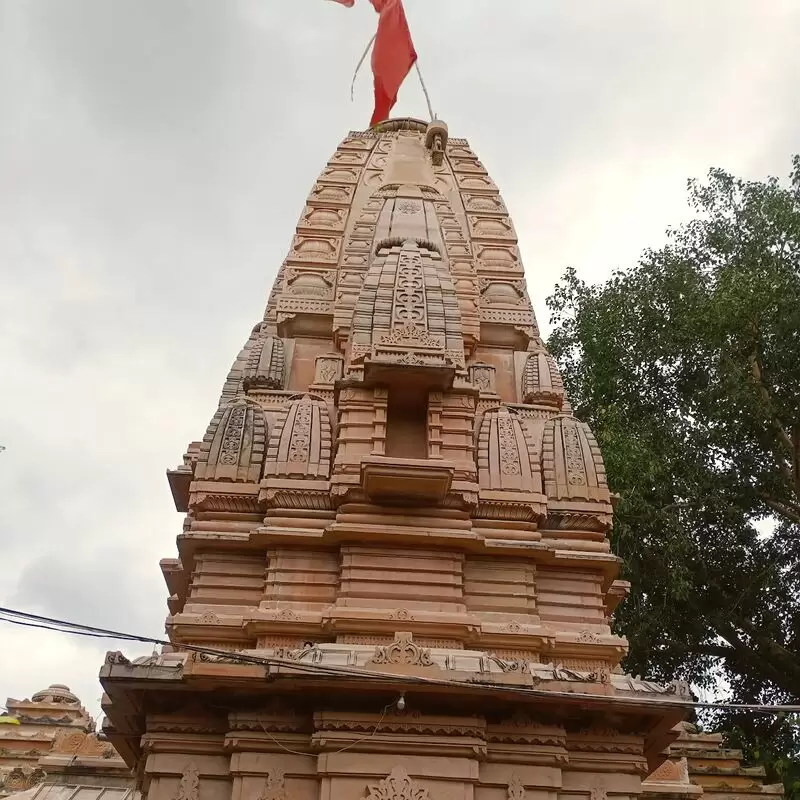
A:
[90,118,774,800]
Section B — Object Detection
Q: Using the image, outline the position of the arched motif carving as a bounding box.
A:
[196,399,268,483]
[541,416,613,531]
[521,350,565,408]
[243,329,286,390]
[264,395,332,480]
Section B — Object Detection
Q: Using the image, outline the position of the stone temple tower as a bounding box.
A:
[101,119,691,800]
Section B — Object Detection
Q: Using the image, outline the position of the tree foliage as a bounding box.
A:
[546,157,800,788]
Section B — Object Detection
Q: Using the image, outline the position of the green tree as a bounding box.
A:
[546,157,800,790]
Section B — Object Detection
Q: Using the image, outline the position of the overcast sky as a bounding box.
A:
[1,0,799,721]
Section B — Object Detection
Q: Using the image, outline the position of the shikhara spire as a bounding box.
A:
[99,118,707,800]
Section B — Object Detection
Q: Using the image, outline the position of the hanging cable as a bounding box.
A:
[1,605,799,715]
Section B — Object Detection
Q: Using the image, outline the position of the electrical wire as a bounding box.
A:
[257,701,393,758]
[2,605,799,715]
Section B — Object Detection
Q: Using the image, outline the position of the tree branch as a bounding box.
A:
[761,496,800,527]
[748,350,798,493]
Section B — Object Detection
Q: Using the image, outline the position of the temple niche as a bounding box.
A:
[94,118,782,800]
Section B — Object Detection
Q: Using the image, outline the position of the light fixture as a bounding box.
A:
[396,693,406,711]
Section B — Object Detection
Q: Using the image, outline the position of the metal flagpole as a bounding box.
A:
[351,34,377,101]
[415,61,435,121]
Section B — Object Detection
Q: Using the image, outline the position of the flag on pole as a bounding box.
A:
[332,0,418,127]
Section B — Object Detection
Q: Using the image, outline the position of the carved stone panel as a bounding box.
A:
[299,206,347,232]
[287,237,340,265]
[468,362,497,395]
[313,354,344,385]
[308,183,354,206]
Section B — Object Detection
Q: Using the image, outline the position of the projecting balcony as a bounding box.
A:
[362,357,456,391]
[359,456,455,505]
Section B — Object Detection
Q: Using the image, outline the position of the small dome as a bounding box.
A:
[31,684,80,704]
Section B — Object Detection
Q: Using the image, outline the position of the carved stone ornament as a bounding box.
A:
[173,763,200,800]
[5,769,29,792]
[314,354,343,384]
[258,769,287,800]
[469,362,496,394]
[369,632,434,667]
[365,767,431,800]
[507,775,526,800]
[379,324,443,349]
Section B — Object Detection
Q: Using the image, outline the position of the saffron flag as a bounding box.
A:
[333,0,418,127]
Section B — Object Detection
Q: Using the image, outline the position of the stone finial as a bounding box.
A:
[425,120,448,166]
